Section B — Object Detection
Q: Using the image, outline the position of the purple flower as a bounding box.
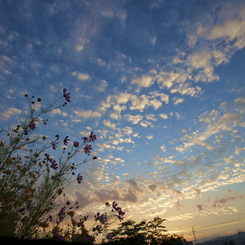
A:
[112,201,125,221]
[29,120,36,130]
[63,136,70,146]
[63,88,71,103]
[76,222,83,227]
[50,141,58,150]
[95,212,107,224]
[73,141,79,147]
[82,136,88,143]
[52,227,64,241]
[50,159,58,170]
[89,132,97,142]
[112,201,118,210]
[83,144,92,154]
[58,207,66,222]
[77,173,83,184]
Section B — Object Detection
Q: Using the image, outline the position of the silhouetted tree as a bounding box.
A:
[104,217,186,245]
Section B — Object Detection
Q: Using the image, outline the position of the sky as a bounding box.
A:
[0,0,245,243]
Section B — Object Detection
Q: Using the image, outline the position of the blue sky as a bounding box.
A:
[0,0,245,243]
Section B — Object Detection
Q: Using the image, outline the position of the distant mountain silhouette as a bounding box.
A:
[197,231,245,245]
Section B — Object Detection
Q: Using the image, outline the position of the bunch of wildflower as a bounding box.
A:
[0,88,98,239]
[88,201,125,242]
[40,201,125,243]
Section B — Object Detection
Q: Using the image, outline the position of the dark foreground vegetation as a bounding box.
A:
[0,236,187,245]
[0,217,188,245]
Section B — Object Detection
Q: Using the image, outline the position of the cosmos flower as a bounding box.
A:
[63,136,70,146]
[50,159,58,170]
[95,212,107,224]
[77,173,83,184]
[50,141,58,150]
[83,144,92,154]
[63,88,71,103]
[82,136,88,143]
[89,132,97,142]
[58,207,66,222]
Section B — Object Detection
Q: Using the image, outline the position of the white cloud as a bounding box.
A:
[95,80,107,92]
[149,91,169,104]
[51,108,68,116]
[131,74,154,88]
[185,3,245,81]
[160,145,166,151]
[0,107,21,120]
[156,71,188,89]
[176,105,244,152]
[122,127,133,135]
[146,134,153,139]
[208,18,244,42]
[102,91,167,114]
[97,143,115,152]
[125,114,143,124]
[212,50,229,65]
[74,109,102,118]
[109,112,120,120]
[72,71,90,80]
[145,114,157,121]
[173,97,184,105]
[76,44,84,52]
[159,113,168,119]
[140,120,153,128]
[103,119,117,129]
[187,51,219,82]
[171,82,202,97]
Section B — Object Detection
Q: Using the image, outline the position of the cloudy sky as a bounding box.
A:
[0,0,245,242]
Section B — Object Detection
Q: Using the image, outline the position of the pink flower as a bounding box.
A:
[63,136,70,146]
[83,144,92,154]
[77,173,83,184]
[63,88,71,102]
